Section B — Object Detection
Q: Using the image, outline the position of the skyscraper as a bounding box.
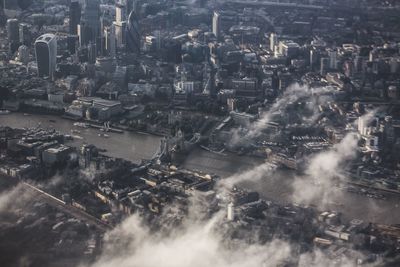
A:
[328,48,338,69]
[212,11,220,40]
[116,4,126,23]
[19,23,30,46]
[270,33,278,53]
[104,26,114,58]
[3,0,18,9]
[35,34,57,80]
[126,0,135,16]
[69,1,81,35]
[126,10,140,54]
[79,0,100,45]
[7,18,19,53]
[114,21,126,49]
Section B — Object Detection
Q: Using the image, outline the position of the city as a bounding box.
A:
[0,0,400,266]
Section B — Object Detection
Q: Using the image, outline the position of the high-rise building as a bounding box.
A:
[7,19,19,53]
[126,10,140,54]
[320,57,329,76]
[212,11,220,40]
[35,34,57,80]
[114,21,126,49]
[67,35,79,55]
[69,1,81,35]
[270,33,278,53]
[310,48,319,71]
[116,4,126,23]
[19,23,30,46]
[227,202,235,221]
[104,25,117,58]
[3,0,18,9]
[328,48,338,69]
[79,0,100,45]
[126,0,135,15]
[88,42,97,64]
[17,45,29,65]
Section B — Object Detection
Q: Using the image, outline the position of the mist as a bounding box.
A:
[84,189,371,267]
[291,133,359,208]
[230,83,335,146]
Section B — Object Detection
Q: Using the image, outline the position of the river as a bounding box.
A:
[1,112,400,224]
[0,113,162,164]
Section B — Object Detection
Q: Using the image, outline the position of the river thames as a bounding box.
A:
[1,112,400,224]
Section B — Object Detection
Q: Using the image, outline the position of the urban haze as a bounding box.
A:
[0,0,400,266]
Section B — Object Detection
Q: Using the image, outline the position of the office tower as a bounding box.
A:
[328,48,338,69]
[310,48,319,71]
[110,25,116,58]
[114,21,126,49]
[270,33,278,53]
[212,11,220,40]
[19,23,30,46]
[320,57,329,76]
[17,45,29,65]
[77,22,88,46]
[227,202,234,221]
[35,34,57,80]
[116,4,126,23]
[105,25,116,58]
[3,0,18,9]
[126,10,140,54]
[80,0,100,45]
[126,0,135,15]
[7,19,19,42]
[7,18,19,53]
[69,1,81,35]
[88,42,96,64]
[67,35,79,55]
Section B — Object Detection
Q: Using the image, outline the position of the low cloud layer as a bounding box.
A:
[89,212,293,267]
[230,84,335,146]
[218,162,277,190]
[0,184,32,213]
[85,193,370,267]
[291,133,359,208]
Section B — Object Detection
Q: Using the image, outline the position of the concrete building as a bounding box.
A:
[126,9,141,54]
[114,21,126,49]
[79,0,100,45]
[270,32,278,53]
[212,11,220,40]
[7,18,19,53]
[69,1,81,35]
[35,33,57,80]
[42,145,72,165]
[19,23,30,46]
[227,202,235,221]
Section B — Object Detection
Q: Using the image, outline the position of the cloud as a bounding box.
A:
[229,83,334,146]
[85,191,372,267]
[291,133,359,207]
[85,211,294,267]
[218,162,277,190]
[0,184,32,213]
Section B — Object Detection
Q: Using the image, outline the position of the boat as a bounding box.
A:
[98,133,110,138]
[73,122,89,128]
[49,119,56,123]
[71,129,81,134]
[0,109,11,115]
